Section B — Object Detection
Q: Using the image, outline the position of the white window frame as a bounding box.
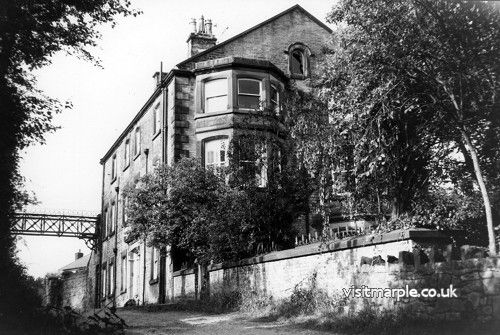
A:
[120,254,127,292]
[109,201,116,234]
[204,78,228,113]
[237,78,262,110]
[270,84,280,115]
[150,247,159,281]
[108,261,114,296]
[102,264,107,298]
[111,155,117,181]
[124,139,130,168]
[134,127,141,157]
[153,103,161,135]
[204,138,229,170]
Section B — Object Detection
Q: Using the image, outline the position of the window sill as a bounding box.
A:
[123,164,130,172]
[194,110,232,119]
[120,289,127,295]
[149,278,159,285]
[152,130,161,141]
[111,177,117,184]
[290,73,308,80]
[133,153,140,161]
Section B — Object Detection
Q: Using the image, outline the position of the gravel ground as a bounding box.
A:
[119,309,334,335]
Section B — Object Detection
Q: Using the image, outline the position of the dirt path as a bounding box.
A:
[119,309,334,335]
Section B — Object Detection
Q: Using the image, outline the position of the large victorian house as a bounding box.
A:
[94,5,332,308]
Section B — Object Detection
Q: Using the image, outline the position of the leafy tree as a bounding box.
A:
[320,0,499,253]
[0,0,138,329]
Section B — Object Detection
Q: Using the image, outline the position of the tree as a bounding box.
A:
[322,0,500,253]
[0,0,138,328]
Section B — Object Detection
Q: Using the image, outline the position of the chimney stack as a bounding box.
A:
[75,250,83,260]
[187,15,217,57]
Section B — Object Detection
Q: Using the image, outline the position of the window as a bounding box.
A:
[109,262,114,296]
[124,139,130,167]
[122,196,129,227]
[270,84,280,115]
[150,247,158,281]
[238,78,261,109]
[120,254,127,292]
[290,50,304,75]
[109,202,115,235]
[101,264,107,298]
[204,78,227,113]
[111,155,117,181]
[204,138,228,169]
[288,43,310,78]
[134,128,141,157]
[153,103,161,134]
[255,143,268,188]
[103,208,108,238]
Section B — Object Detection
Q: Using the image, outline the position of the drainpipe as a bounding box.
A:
[97,162,105,309]
[142,148,149,305]
[113,185,119,309]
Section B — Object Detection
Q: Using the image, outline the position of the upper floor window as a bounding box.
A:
[122,196,129,227]
[111,155,117,181]
[134,128,141,157]
[153,103,161,135]
[204,78,227,113]
[270,84,280,115]
[204,138,228,170]
[109,201,116,235]
[103,208,108,239]
[288,43,310,78]
[124,139,130,167]
[291,50,304,75]
[237,78,261,109]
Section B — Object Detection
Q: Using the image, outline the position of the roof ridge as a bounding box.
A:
[177,4,332,68]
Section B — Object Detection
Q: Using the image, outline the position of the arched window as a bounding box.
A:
[288,43,311,78]
[290,50,304,75]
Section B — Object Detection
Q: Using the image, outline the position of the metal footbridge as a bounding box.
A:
[12,211,99,249]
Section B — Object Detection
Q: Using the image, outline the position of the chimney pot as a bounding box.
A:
[187,15,217,57]
[75,250,83,260]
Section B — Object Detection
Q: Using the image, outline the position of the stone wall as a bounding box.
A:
[172,229,500,321]
[60,269,88,311]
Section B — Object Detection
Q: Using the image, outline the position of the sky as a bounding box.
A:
[16,0,336,278]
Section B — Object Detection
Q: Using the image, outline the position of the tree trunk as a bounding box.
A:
[460,129,497,255]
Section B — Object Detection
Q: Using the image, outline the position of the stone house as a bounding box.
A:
[94,4,332,308]
[45,250,91,311]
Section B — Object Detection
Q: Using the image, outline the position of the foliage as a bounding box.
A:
[125,147,310,264]
[0,0,138,331]
[291,0,500,251]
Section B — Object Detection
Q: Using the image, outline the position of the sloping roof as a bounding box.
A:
[100,5,332,164]
[177,4,333,68]
[59,254,90,273]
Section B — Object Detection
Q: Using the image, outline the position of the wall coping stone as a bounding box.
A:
[173,268,196,277]
[207,229,452,272]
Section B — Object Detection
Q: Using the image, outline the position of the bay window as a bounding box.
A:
[204,78,227,113]
[237,78,261,109]
[204,138,228,169]
[270,84,280,115]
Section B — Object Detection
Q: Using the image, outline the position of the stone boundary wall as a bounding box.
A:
[172,229,500,321]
